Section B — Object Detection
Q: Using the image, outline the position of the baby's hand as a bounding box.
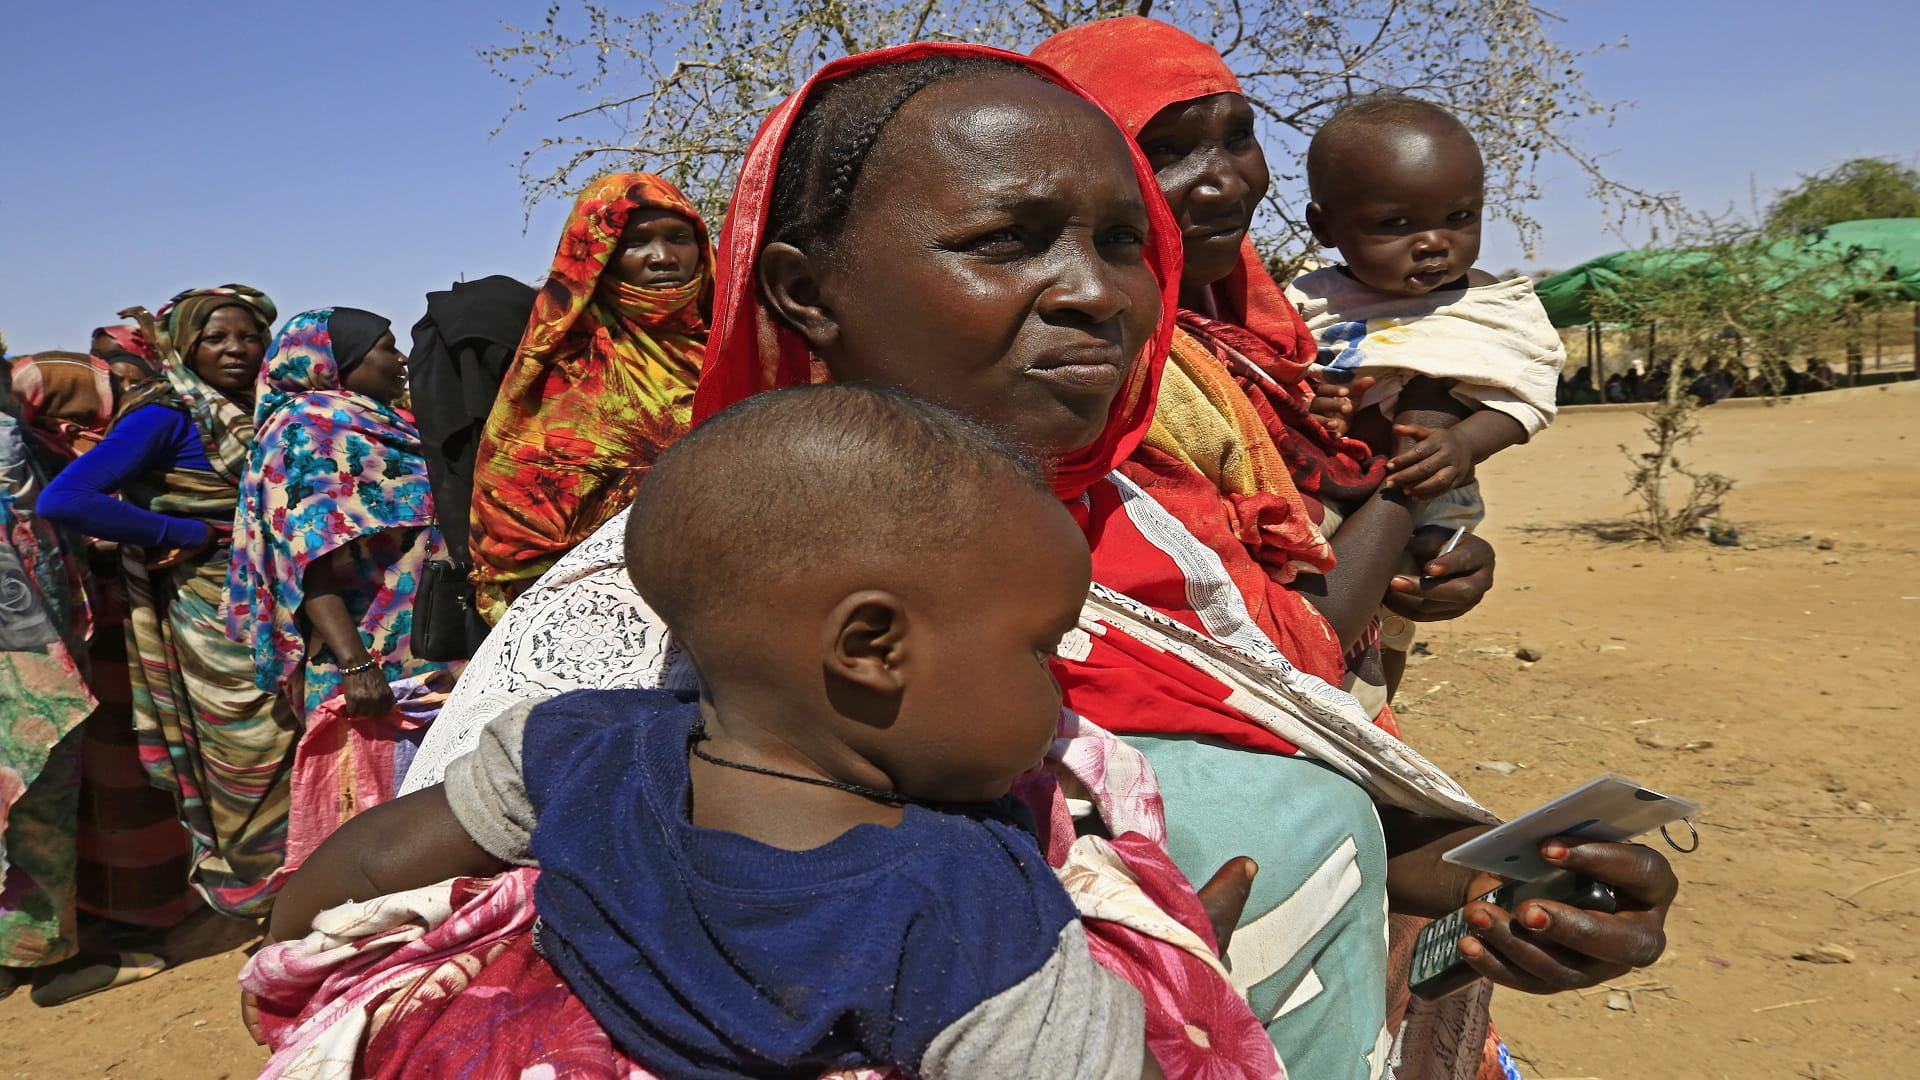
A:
[1307,375,1374,437]
[1196,856,1259,955]
[240,988,265,1045]
[1385,423,1475,497]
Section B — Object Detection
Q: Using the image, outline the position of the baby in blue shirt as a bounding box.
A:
[273,384,1157,1079]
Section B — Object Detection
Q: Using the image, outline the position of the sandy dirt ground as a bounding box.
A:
[4,381,1915,1079]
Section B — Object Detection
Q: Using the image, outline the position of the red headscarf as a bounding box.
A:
[690,41,1181,502]
[92,324,161,374]
[1031,16,1319,381]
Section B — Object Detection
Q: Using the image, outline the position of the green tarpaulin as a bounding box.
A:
[1535,218,1920,327]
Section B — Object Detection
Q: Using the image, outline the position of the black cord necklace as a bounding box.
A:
[687,719,909,807]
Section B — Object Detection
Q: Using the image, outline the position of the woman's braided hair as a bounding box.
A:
[766,55,1042,254]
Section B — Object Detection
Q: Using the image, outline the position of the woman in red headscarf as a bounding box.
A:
[1031,14,1484,722]
[1036,17,1533,1077]
[468,173,715,623]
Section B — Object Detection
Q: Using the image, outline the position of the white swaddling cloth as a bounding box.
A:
[1287,267,1565,437]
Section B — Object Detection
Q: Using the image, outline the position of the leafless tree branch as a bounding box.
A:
[481,0,1674,258]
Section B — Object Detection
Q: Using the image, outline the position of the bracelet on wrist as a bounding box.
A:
[339,658,379,677]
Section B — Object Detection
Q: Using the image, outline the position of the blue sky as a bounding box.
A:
[1,1,1911,353]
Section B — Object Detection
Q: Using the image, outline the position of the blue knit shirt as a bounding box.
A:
[39,403,215,548]
[443,689,1144,1080]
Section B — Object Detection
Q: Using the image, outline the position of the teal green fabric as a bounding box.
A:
[1124,735,1390,1080]
[1535,217,1920,326]
[1825,219,1920,298]
[1534,249,1714,326]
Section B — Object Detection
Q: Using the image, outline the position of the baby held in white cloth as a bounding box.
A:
[1289,93,1564,654]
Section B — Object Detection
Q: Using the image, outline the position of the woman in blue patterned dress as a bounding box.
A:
[227,309,459,867]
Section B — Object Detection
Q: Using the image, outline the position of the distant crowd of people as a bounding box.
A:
[1558,356,1850,406]
[2,16,1679,1080]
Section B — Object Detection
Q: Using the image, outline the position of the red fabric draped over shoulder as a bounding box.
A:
[689,41,1182,503]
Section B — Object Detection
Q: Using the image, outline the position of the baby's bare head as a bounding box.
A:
[625,382,1053,662]
[1307,95,1485,297]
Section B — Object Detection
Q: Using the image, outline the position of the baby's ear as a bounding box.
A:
[1304,202,1333,248]
[823,589,910,696]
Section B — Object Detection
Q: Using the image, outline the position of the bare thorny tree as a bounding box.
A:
[482,0,1678,262]
[1591,217,1879,545]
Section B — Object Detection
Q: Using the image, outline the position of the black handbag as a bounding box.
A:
[415,559,482,661]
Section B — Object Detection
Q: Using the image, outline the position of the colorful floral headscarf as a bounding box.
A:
[469,172,715,622]
[227,309,437,693]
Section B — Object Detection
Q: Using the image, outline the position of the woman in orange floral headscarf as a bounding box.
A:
[469,172,715,622]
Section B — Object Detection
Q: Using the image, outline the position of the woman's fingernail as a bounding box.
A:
[1459,937,1484,958]
[1542,841,1570,861]
[1523,907,1550,930]
[1468,910,1492,930]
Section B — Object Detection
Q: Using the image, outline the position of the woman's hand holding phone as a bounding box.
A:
[1455,837,1678,994]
